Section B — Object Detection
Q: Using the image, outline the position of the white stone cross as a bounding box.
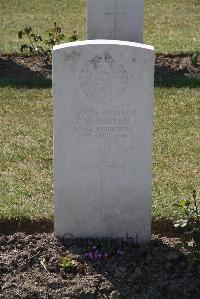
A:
[87,0,144,43]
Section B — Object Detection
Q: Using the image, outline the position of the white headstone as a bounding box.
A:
[53,40,154,243]
[87,0,144,43]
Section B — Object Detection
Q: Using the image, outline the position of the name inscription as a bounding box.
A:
[68,107,136,139]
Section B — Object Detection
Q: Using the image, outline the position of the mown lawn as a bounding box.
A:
[0,0,199,54]
[0,83,199,221]
[0,0,199,222]
[153,85,200,219]
[0,87,53,220]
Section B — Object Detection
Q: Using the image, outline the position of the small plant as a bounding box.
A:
[18,22,78,66]
[189,52,200,68]
[173,190,200,264]
[59,256,77,272]
[68,30,79,42]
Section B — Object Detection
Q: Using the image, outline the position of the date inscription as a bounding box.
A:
[68,107,136,139]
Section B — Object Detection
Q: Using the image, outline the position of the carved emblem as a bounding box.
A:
[79,54,128,103]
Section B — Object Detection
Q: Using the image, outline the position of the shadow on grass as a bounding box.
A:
[0,56,51,89]
[0,219,53,234]
[0,217,180,237]
[155,74,200,88]
[0,77,51,89]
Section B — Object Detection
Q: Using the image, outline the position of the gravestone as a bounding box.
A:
[87,0,144,43]
[53,40,154,243]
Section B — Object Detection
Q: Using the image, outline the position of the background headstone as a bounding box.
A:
[53,40,154,243]
[87,0,144,43]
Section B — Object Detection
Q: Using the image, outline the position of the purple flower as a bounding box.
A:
[116,249,124,256]
[85,251,93,259]
[97,253,102,259]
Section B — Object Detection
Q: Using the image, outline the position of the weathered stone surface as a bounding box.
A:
[53,40,154,243]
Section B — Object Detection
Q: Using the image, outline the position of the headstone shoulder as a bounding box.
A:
[53,40,154,52]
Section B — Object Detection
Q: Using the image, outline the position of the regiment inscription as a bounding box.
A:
[68,107,136,139]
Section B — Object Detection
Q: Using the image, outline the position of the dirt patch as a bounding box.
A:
[0,233,200,299]
[155,53,200,79]
[0,54,51,88]
[0,54,51,78]
[0,53,199,84]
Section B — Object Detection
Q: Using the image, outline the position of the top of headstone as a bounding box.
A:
[53,40,154,51]
[87,0,144,43]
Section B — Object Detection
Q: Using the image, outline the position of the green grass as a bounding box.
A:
[0,0,199,222]
[153,86,200,219]
[0,0,199,54]
[145,0,200,53]
[0,87,53,220]
[0,0,86,54]
[0,84,199,221]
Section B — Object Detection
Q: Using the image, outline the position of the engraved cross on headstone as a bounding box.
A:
[103,11,127,40]
[81,150,125,207]
[87,0,144,43]
[104,12,126,15]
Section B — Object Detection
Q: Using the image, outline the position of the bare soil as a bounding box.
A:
[155,53,200,79]
[0,233,200,299]
[0,54,199,298]
[0,54,51,80]
[0,53,199,85]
